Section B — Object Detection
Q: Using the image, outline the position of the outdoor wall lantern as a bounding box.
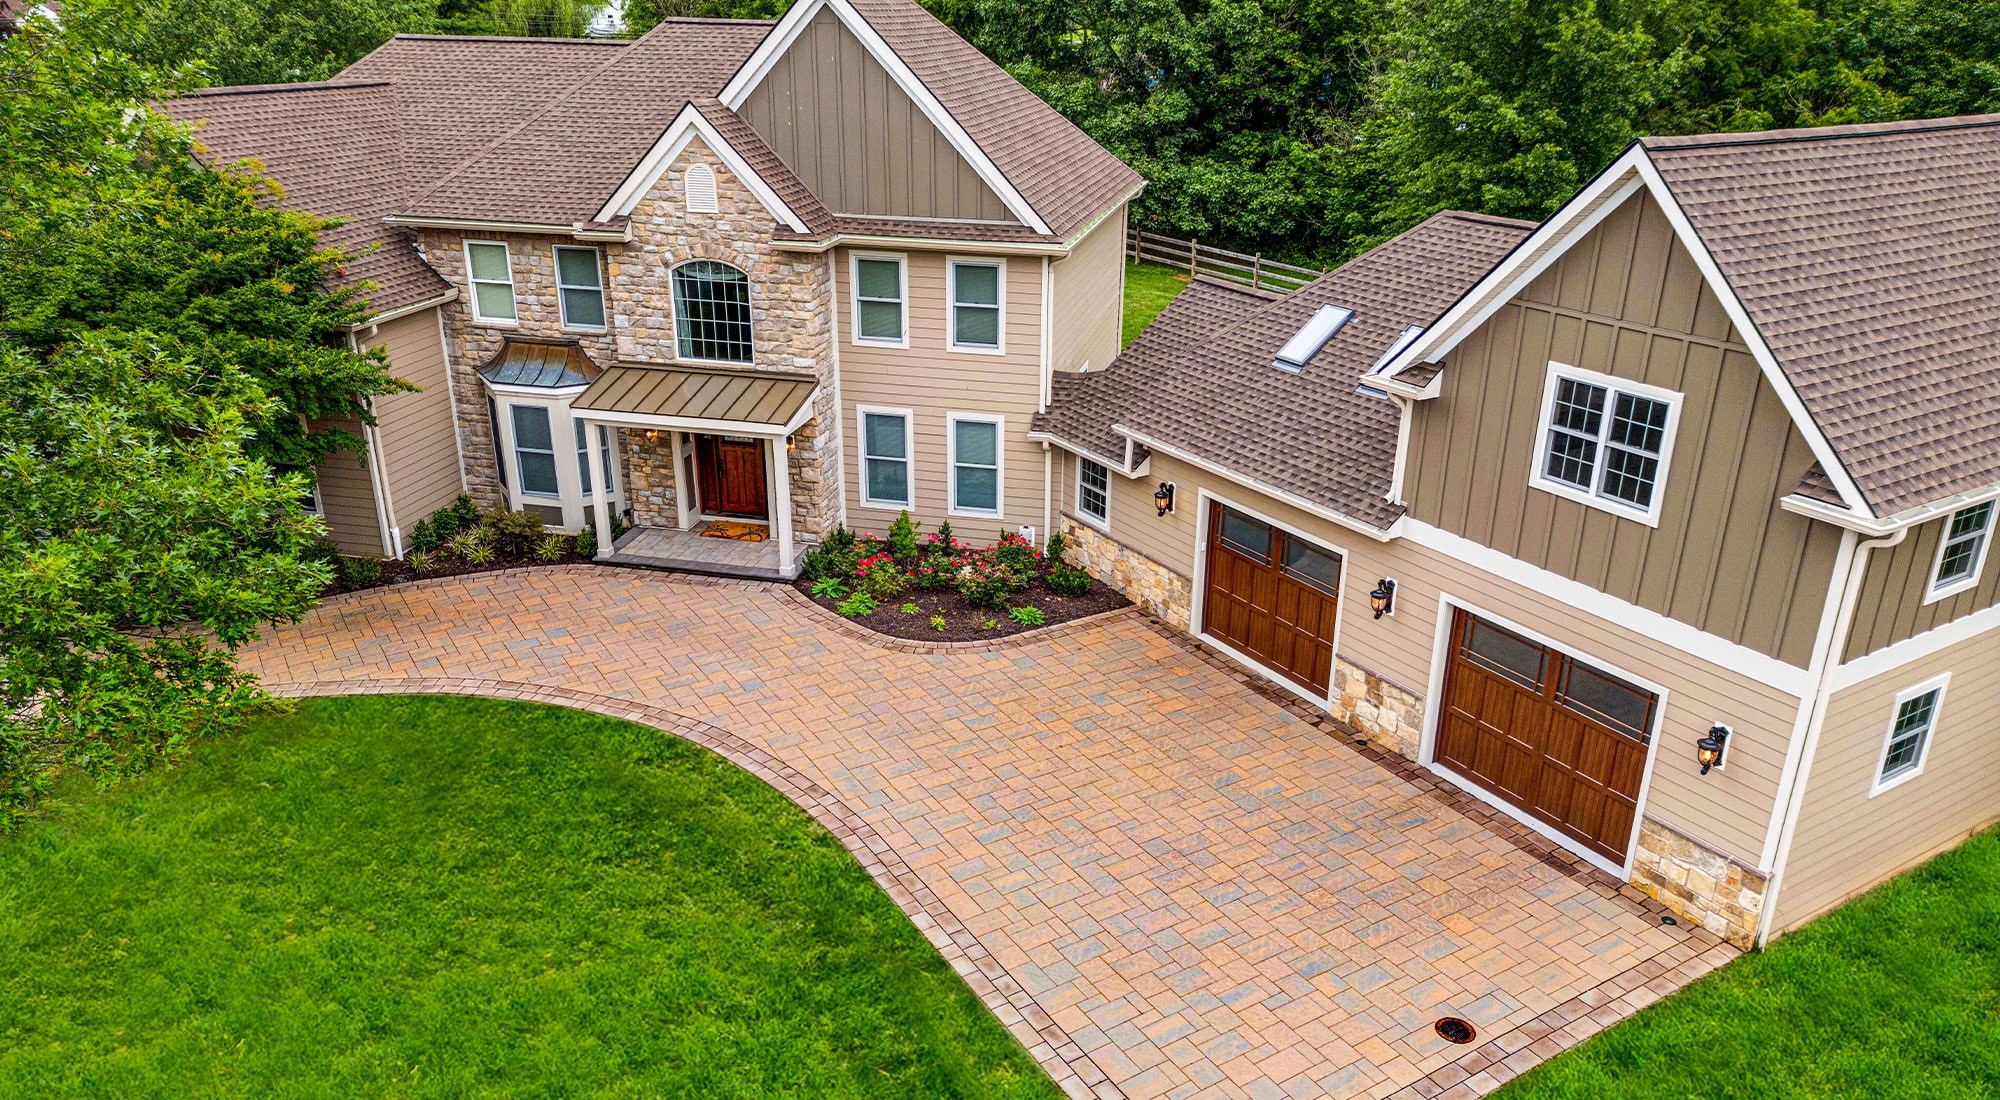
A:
[643,429,659,443]
[786,434,796,453]
[1696,724,1731,774]
[1154,482,1176,516]
[1369,578,1397,619]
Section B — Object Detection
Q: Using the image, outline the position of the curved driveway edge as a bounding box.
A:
[267,675,1126,1100]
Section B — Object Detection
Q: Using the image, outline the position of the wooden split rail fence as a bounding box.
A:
[1126,227,1324,292]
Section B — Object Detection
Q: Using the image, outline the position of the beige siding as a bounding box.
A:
[364,307,465,541]
[1050,205,1126,373]
[1844,511,2000,660]
[309,413,383,557]
[739,7,1011,222]
[1067,450,1801,865]
[838,249,1048,539]
[1775,628,2000,933]
[1406,191,1840,666]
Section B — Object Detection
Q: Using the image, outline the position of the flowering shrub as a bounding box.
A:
[854,551,907,599]
[912,559,958,590]
[992,532,1040,575]
[956,556,1025,608]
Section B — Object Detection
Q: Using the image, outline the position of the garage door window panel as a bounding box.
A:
[1282,540,1343,596]
[1463,619,1546,691]
[1557,662,1656,742]
[1217,508,1273,563]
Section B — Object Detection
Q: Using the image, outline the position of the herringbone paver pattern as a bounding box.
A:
[240,567,1732,1099]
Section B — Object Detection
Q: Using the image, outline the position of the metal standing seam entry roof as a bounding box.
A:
[574,364,818,428]
[477,338,602,387]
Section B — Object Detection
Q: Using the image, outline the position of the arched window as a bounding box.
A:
[672,260,753,363]
[683,163,718,213]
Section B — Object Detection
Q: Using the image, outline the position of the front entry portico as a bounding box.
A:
[571,363,819,579]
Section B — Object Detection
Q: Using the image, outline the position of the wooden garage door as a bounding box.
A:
[1435,609,1656,864]
[1201,505,1342,694]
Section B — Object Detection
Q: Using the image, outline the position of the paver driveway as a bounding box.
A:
[239,566,1733,1099]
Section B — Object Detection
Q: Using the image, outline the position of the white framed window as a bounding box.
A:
[851,252,907,346]
[948,413,1003,516]
[510,404,560,497]
[1076,457,1110,530]
[672,260,753,363]
[1530,363,1682,527]
[1871,673,1949,796]
[464,240,518,323]
[857,406,913,509]
[1926,501,1994,603]
[554,246,606,329]
[279,464,322,516]
[575,420,615,497]
[948,258,1004,353]
[683,163,718,214]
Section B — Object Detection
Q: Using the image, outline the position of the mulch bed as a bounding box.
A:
[324,548,596,597]
[792,572,1129,642]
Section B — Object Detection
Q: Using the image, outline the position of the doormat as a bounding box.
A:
[701,521,769,542]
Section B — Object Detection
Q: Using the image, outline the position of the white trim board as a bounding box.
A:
[593,103,810,232]
[1832,597,2000,690]
[1399,517,1818,697]
[715,0,1051,235]
[1375,147,1873,520]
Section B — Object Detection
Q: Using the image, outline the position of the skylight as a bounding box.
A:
[1273,304,1354,372]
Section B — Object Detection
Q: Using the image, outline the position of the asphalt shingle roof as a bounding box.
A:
[1036,212,1534,529]
[1641,114,2000,515]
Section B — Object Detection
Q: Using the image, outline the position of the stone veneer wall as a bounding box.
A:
[1060,517,1192,628]
[619,429,677,528]
[1330,661,1424,760]
[419,135,839,546]
[1629,817,1767,949]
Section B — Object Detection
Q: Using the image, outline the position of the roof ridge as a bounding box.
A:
[181,79,391,97]
[658,15,777,23]
[377,32,631,43]
[1186,273,1284,300]
[1641,112,2000,152]
[1437,209,1540,230]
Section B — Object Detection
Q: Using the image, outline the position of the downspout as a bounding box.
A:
[346,331,400,559]
[827,250,849,529]
[1755,524,1908,946]
[1042,441,1052,545]
[1039,256,1053,413]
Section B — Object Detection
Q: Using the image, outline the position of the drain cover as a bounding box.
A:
[1435,1017,1476,1044]
[1661,915,1678,926]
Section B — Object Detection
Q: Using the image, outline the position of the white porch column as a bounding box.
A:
[670,430,694,529]
[772,432,795,578]
[582,417,614,560]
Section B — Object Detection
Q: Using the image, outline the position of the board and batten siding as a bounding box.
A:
[738,6,1011,222]
[1067,449,1801,865]
[838,249,1046,539]
[365,307,465,543]
[1843,511,2000,660]
[1775,628,2000,933]
[309,413,384,557]
[1404,191,1840,667]
[1049,205,1126,374]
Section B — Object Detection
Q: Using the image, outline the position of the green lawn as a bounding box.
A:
[1497,825,2000,1099]
[1122,261,1190,347]
[0,696,1060,1100]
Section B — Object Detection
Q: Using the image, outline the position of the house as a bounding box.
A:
[164,0,1140,574]
[1035,114,2000,948]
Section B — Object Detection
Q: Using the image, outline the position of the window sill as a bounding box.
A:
[1067,509,1110,534]
[1869,765,1925,798]
[1922,576,1980,606]
[1529,477,1663,529]
[853,336,909,349]
[471,318,521,329]
[947,344,1006,357]
[857,499,913,513]
[948,507,1004,520]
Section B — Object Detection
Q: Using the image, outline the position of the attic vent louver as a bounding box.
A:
[684,163,719,214]
[1273,304,1354,372]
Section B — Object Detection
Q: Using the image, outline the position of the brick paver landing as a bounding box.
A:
[239,567,1733,1099]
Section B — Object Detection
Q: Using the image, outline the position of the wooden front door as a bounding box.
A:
[1200,504,1342,694]
[695,435,768,519]
[1435,609,1655,864]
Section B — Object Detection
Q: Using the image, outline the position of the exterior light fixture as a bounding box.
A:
[786,434,796,452]
[1369,579,1397,619]
[643,429,659,443]
[1696,724,1731,774]
[1153,482,1175,516]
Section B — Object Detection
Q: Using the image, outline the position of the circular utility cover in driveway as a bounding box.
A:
[1434,1017,1477,1044]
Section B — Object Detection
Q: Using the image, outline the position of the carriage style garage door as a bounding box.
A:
[1201,504,1343,694]
[1435,609,1657,864]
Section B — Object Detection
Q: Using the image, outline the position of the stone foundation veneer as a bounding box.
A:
[1629,816,1767,949]
[619,429,677,529]
[1059,518,1192,629]
[1330,660,1424,760]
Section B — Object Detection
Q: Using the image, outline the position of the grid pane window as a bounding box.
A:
[1881,688,1940,783]
[856,257,904,341]
[1077,459,1109,523]
[1538,370,1679,518]
[862,412,910,506]
[466,242,517,322]
[555,247,606,328]
[951,262,1001,349]
[511,405,558,496]
[1933,502,1993,591]
[952,418,1000,513]
[673,261,753,362]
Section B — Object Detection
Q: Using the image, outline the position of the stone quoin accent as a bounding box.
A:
[1059,517,1193,628]
[1628,817,1769,950]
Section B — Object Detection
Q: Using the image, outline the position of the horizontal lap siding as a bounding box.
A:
[1777,630,2000,933]
[839,250,1047,539]
[1844,514,2000,660]
[367,308,464,539]
[1405,191,1840,666]
[1050,207,1126,374]
[309,413,382,557]
[1084,450,1798,866]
